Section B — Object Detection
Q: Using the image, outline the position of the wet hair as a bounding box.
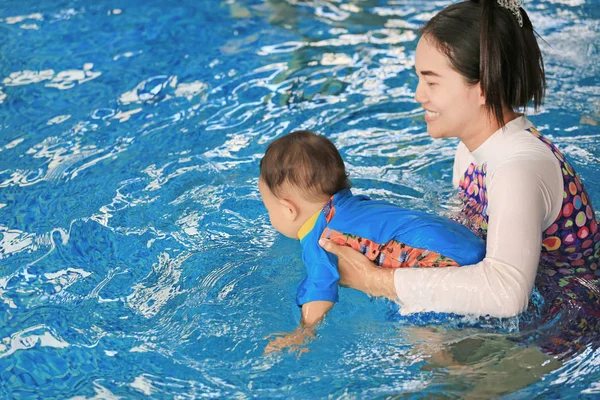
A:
[421,0,545,126]
[260,130,351,200]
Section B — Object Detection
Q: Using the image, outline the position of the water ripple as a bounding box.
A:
[127,252,188,319]
[3,64,101,90]
[0,324,69,359]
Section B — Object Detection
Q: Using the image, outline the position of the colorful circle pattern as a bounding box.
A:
[458,128,599,278]
[457,163,489,239]
[457,127,600,354]
[528,127,600,278]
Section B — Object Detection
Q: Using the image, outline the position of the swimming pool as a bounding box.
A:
[1,0,599,398]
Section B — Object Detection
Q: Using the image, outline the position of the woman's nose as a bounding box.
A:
[414,80,427,104]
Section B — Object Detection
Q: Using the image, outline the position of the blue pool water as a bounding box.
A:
[1,0,599,398]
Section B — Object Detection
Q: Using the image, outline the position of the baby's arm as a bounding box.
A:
[301,300,334,326]
[264,243,338,355]
[264,300,334,355]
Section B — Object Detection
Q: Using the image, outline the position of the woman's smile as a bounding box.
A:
[424,109,440,122]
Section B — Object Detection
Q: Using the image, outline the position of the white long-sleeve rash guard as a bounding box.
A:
[393,116,564,317]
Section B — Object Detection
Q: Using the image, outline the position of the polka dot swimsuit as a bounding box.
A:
[458,127,600,279]
[532,129,600,277]
[457,127,600,355]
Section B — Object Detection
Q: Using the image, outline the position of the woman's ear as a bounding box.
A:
[278,198,299,222]
[478,83,486,106]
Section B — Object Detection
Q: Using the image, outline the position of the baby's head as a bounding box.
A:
[259,130,351,238]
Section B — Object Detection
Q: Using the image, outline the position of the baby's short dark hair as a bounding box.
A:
[260,130,351,200]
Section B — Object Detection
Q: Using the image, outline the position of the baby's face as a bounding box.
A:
[258,179,299,239]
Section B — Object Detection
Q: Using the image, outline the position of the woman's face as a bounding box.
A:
[414,35,484,140]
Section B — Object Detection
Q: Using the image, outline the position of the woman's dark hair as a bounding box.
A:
[260,130,351,200]
[421,0,545,126]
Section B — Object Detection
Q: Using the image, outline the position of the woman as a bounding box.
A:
[320,0,600,354]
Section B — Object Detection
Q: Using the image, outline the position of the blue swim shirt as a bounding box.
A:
[296,189,486,306]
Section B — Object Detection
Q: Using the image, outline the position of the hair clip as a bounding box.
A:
[497,0,524,27]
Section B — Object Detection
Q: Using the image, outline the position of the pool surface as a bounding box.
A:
[1,0,599,398]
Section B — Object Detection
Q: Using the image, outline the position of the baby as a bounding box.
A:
[259,130,485,353]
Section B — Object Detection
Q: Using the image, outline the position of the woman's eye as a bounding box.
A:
[427,82,437,87]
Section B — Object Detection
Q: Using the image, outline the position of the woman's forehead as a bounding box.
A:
[415,37,453,75]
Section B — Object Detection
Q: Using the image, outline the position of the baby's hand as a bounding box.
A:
[264,328,315,356]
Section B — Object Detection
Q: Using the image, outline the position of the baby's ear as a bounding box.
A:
[278,198,299,222]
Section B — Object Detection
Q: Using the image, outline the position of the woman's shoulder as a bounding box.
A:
[454,117,563,184]
[487,122,564,206]
[455,117,556,167]
[481,117,557,170]
[501,124,559,164]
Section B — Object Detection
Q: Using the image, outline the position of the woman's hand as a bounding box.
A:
[318,238,397,301]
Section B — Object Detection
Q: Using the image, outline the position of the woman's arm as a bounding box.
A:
[321,160,561,318]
